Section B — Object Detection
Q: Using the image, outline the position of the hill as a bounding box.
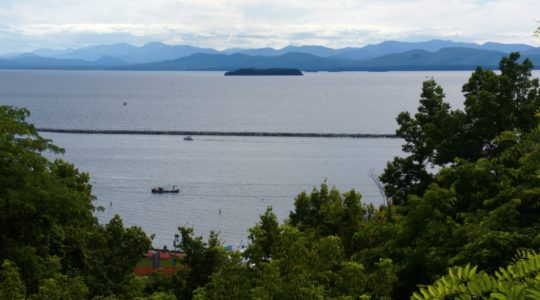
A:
[333,40,534,60]
[126,52,355,71]
[3,39,536,65]
[26,42,219,64]
[357,47,518,70]
[1,47,539,71]
[125,48,540,71]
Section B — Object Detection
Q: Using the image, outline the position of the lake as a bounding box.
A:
[42,132,402,247]
[2,70,536,247]
[0,70,471,133]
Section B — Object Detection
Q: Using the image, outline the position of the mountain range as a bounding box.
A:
[1,39,539,71]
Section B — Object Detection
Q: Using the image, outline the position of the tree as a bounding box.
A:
[381,53,540,205]
[194,208,372,299]
[288,184,367,250]
[244,207,280,264]
[0,260,26,300]
[0,106,94,290]
[172,227,227,299]
[85,215,152,298]
[192,252,251,300]
[30,274,89,300]
[0,105,151,298]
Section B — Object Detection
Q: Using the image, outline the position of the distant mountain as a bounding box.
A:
[222,40,534,61]
[37,42,219,63]
[53,43,137,61]
[92,56,128,66]
[125,48,540,71]
[0,52,29,59]
[0,54,93,69]
[279,45,345,57]
[333,40,534,60]
[222,47,280,56]
[32,47,75,57]
[524,47,540,56]
[0,54,128,69]
[114,42,219,63]
[127,52,356,70]
[4,39,536,66]
[223,45,344,57]
[480,42,533,53]
[1,46,539,71]
[358,48,511,69]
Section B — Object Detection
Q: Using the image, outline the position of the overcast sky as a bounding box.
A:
[0,0,539,54]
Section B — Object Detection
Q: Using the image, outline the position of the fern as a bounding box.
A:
[411,251,540,299]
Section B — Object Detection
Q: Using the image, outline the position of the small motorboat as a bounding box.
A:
[184,136,194,141]
[151,185,180,194]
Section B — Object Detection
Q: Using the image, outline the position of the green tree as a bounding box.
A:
[289,184,367,253]
[375,116,540,298]
[0,260,26,300]
[173,227,227,299]
[244,207,280,264]
[381,53,540,205]
[0,106,95,290]
[85,215,152,298]
[0,105,151,298]
[30,274,88,300]
[192,252,251,300]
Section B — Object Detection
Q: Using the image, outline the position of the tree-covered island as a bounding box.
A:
[1,52,540,299]
[224,68,303,76]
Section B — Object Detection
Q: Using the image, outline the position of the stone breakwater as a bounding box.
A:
[37,128,398,138]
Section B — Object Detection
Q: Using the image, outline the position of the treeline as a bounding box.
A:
[1,52,540,299]
[0,106,152,299]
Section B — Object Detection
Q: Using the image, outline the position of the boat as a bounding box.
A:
[151,185,180,194]
[184,136,193,141]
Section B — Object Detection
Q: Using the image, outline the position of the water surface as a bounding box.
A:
[0,70,474,133]
[45,133,402,247]
[5,70,535,247]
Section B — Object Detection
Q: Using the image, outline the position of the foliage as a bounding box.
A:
[244,207,280,264]
[156,227,228,299]
[29,274,89,300]
[0,105,152,299]
[0,260,26,300]
[381,53,540,205]
[168,53,540,299]
[412,251,540,299]
[85,216,152,297]
[194,201,396,299]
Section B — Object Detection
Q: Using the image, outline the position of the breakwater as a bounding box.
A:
[37,128,397,138]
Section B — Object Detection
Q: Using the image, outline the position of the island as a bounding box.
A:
[224,68,303,76]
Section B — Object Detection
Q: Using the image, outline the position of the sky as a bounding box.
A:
[0,0,539,54]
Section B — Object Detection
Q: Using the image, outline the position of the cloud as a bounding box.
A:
[0,0,539,54]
